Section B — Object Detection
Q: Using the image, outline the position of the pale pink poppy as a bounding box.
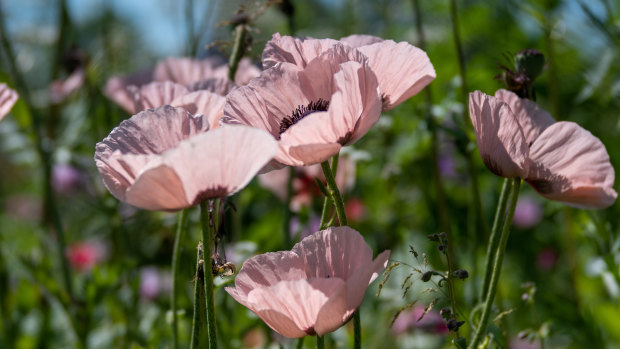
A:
[224,44,383,167]
[104,57,259,113]
[49,68,85,103]
[94,105,277,211]
[258,154,356,211]
[124,81,226,127]
[0,83,18,121]
[469,89,616,208]
[261,33,436,111]
[226,226,390,338]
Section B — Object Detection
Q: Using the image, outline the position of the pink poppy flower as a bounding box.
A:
[224,44,382,167]
[104,57,259,113]
[261,33,436,111]
[126,81,226,127]
[0,83,18,121]
[94,105,277,211]
[469,89,617,208]
[226,226,390,338]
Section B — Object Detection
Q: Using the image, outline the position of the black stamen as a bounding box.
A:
[279,98,330,135]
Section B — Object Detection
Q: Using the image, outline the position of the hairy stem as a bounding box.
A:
[200,201,218,349]
[479,178,510,300]
[469,178,521,349]
[227,24,247,82]
[316,335,325,349]
[190,243,206,349]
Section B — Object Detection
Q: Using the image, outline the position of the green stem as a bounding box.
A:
[171,209,188,349]
[468,178,521,349]
[353,310,361,349]
[190,243,206,349]
[296,337,305,349]
[185,0,196,56]
[479,178,511,300]
[316,335,325,349]
[200,201,218,349]
[227,24,248,82]
[319,155,339,229]
[283,167,294,247]
[320,161,348,227]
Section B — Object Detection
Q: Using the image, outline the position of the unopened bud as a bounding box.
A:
[421,271,433,282]
[446,318,465,332]
[427,233,439,242]
[515,49,545,81]
[453,269,469,280]
[440,307,452,319]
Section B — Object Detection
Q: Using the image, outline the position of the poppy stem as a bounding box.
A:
[468,178,521,349]
[479,178,511,301]
[200,201,218,349]
[321,157,347,227]
[353,310,361,349]
[316,335,325,349]
[228,23,248,82]
[171,209,188,349]
[190,242,206,349]
[319,154,339,229]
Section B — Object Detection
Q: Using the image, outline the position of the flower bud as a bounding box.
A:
[421,271,433,282]
[446,318,464,332]
[440,307,452,319]
[514,49,545,81]
[453,269,469,280]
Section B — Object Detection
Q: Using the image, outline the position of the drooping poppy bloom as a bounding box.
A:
[0,83,18,121]
[226,226,390,338]
[104,56,259,113]
[94,105,277,211]
[469,89,617,208]
[224,34,434,167]
[262,33,436,111]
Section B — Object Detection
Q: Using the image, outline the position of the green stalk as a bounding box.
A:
[468,178,521,349]
[171,209,189,349]
[319,155,339,229]
[316,335,325,349]
[190,243,206,349]
[479,178,511,300]
[296,337,305,349]
[200,201,218,349]
[353,310,361,348]
[320,160,348,227]
[227,24,248,82]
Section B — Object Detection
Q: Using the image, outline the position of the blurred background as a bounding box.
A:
[1,0,620,348]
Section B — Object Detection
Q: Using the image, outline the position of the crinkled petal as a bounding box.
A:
[171,90,225,128]
[343,250,390,310]
[339,34,383,48]
[227,250,306,301]
[160,126,277,205]
[124,162,190,211]
[129,81,189,112]
[249,309,307,338]
[0,83,18,121]
[357,40,435,110]
[526,122,617,208]
[262,33,339,70]
[234,57,261,85]
[469,91,529,178]
[247,278,346,337]
[292,226,374,280]
[494,89,555,145]
[278,111,343,166]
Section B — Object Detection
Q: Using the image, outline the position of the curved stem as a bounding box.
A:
[171,209,188,349]
[283,167,294,247]
[200,201,218,349]
[468,178,521,349]
[479,178,511,300]
[320,160,348,227]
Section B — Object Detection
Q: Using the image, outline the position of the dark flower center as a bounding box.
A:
[279,98,330,135]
